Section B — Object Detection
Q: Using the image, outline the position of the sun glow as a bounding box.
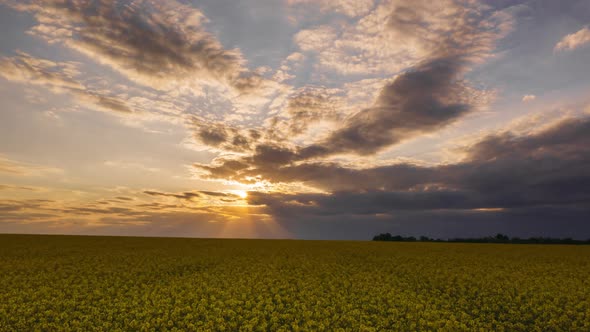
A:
[234,190,248,199]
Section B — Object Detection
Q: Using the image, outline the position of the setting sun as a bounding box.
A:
[234,190,248,199]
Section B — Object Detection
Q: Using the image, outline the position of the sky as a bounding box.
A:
[0,0,589,240]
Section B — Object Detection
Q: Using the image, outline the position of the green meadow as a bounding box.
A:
[1,234,589,331]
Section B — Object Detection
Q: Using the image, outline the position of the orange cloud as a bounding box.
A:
[287,0,375,18]
[555,26,590,52]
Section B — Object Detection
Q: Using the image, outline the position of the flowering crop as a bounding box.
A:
[1,234,589,331]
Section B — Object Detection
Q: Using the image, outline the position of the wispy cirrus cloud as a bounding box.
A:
[143,190,202,201]
[0,184,38,191]
[0,52,82,91]
[0,52,133,114]
[3,0,269,93]
[0,155,62,176]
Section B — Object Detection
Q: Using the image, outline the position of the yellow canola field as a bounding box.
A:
[1,234,589,331]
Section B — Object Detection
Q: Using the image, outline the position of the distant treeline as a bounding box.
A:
[372,233,590,244]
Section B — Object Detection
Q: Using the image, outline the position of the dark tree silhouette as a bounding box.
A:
[372,233,590,244]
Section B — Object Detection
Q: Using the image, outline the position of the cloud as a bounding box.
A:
[0,199,56,216]
[199,191,239,198]
[298,57,474,158]
[192,121,262,152]
[287,0,375,18]
[385,0,512,61]
[184,0,516,209]
[194,0,507,161]
[190,85,347,151]
[555,26,590,52]
[0,51,82,91]
[5,0,267,93]
[142,189,242,202]
[198,57,490,163]
[522,94,536,102]
[294,26,338,52]
[246,198,590,240]
[0,52,133,114]
[0,184,37,191]
[0,155,62,176]
[114,196,134,201]
[103,161,161,173]
[292,0,512,76]
[4,0,587,240]
[240,116,590,239]
[202,116,590,207]
[269,86,343,137]
[143,190,201,201]
[0,190,281,238]
[273,52,305,83]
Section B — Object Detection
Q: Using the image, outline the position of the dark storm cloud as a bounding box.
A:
[246,205,590,240]
[248,190,485,215]
[272,117,590,197]
[202,115,590,204]
[299,58,470,157]
[6,0,265,92]
[465,117,590,162]
[238,116,590,238]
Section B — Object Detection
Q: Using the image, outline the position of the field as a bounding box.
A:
[1,235,589,331]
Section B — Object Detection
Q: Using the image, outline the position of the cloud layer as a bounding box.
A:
[194,0,508,170]
[1,0,589,239]
[246,116,590,238]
